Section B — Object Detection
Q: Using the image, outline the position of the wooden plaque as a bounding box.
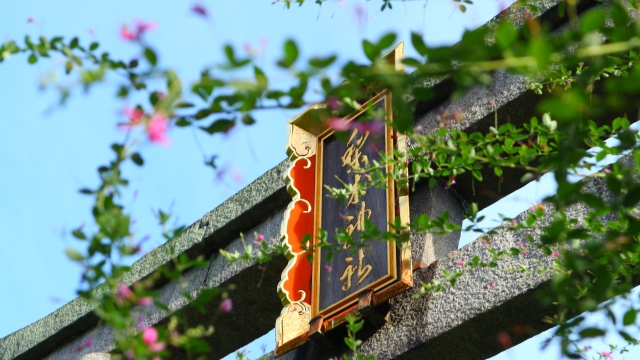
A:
[275,43,411,357]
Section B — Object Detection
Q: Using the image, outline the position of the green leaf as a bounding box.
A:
[28,54,37,64]
[521,173,534,183]
[411,32,428,57]
[199,119,235,134]
[72,229,87,240]
[528,38,552,68]
[579,9,606,35]
[278,39,299,68]
[65,61,73,74]
[429,177,436,189]
[619,331,637,343]
[131,153,144,166]
[494,167,503,177]
[377,33,396,51]
[402,58,422,68]
[362,40,377,62]
[623,309,637,326]
[242,113,256,125]
[495,21,517,49]
[69,37,79,49]
[469,202,478,217]
[610,2,628,29]
[175,117,191,127]
[89,42,99,51]
[309,55,336,68]
[579,327,605,338]
[194,109,212,120]
[65,248,85,261]
[624,186,640,208]
[144,47,157,66]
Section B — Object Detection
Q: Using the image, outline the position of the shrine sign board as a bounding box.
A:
[275,43,411,357]
[313,93,403,318]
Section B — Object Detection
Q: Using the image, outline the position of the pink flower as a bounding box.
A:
[258,234,265,241]
[414,125,423,132]
[366,141,382,153]
[123,106,144,124]
[551,251,559,258]
[326,117,352,131]
[220,298,233,313]
[364,174,371,181]
[456,259,465,266]
[601,350,613,359]
[75,337,94,352]
[120,25,137,41]
[529,203,545,212]
[354,4,366,26]
[148,342,166,352]
[191,4,208,18]
[141,327,166,353]
[584,346,592,351]
[116,283,133,301]
[120,19,156,41]
[355,121,384,134]
[134,19,157,33]
[88,28,94,37]
[489,281,496,290]
[339,213,346,220]
[142,327,158,345]
[231,167,243,183]
[27,17,37,24]
[604,168,612,174]
[136,316,146,331]
[138,297,153,306]
[324,264,332,272]
[147,114,170,145]
[327,97,342,110]
[497,331,512,349]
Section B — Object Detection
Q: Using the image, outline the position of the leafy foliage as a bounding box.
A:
[8,0,640,359]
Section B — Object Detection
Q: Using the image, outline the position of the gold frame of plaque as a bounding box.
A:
[275,42,411,357]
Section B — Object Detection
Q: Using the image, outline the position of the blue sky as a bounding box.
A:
[1,1,637,359]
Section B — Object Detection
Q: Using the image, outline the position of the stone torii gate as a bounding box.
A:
[1,1,635,359]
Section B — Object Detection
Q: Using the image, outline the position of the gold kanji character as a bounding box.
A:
[339,248,372,291]
[343,201,372,250]
[341,129,369,173]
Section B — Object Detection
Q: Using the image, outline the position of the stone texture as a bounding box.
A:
[409,181,465,266]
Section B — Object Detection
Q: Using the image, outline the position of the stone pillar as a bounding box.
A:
[409,181,466,268]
